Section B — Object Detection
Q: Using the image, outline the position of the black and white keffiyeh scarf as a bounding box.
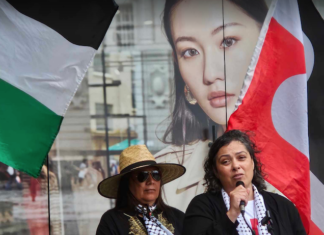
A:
[222,184,270,235]
[136,204,173,235]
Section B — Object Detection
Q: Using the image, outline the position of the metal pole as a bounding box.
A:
[140,52,148,145]
[101,44,111,208]
[127,117,131,147]
[222,0,228,129]
[47,156,51,235]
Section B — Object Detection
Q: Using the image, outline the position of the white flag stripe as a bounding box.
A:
[273,0,304,44]
[311,173,324,232]
[271,74,309,159]
[0,0,96,116]
[303,33,315,81]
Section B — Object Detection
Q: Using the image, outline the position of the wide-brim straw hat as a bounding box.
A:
[98,145,186,198]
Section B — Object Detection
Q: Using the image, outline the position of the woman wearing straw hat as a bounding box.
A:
[96,145,186,235]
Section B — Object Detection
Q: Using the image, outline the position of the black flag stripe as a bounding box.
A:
[7,0,118,50]
[299,0,324,185]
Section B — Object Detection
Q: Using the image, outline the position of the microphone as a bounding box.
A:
[236,181,245,214]
[236,181,256,235]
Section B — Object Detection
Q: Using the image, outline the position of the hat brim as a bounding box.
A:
[98,163,186,199]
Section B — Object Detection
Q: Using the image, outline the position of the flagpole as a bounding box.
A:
[221,0,228,130]
[55,134,65,235]
[47,155,51,235]
[101,43,112,209]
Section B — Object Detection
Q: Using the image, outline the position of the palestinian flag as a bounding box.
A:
[0,1,118,177]
[227,0,324,233]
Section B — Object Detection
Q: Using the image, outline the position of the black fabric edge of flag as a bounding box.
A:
[299,0,324,184]
[6,0,119,50]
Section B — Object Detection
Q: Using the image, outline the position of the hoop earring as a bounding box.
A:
[184,85,197,105]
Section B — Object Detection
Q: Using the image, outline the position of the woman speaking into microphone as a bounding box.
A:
[182,130,306,235]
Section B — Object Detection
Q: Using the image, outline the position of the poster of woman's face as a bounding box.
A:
[169,0,264,125]
[142,0,264,153]
[150,0,271,211]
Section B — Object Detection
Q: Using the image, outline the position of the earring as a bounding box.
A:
[184,85,197,105]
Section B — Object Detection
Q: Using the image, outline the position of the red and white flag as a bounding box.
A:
[227,0,324,234]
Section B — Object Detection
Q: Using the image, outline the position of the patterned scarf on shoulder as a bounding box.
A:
[135,204,173,235]
[222,185,270,235]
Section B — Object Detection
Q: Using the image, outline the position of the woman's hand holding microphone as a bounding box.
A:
[226,182,250,223]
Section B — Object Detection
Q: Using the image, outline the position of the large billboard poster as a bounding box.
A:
[1,0,324,234]
[154,0,271,211]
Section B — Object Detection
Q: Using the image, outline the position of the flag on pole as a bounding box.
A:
[227,0,324,233]
[299,0,324,234]
[0,0,118,177]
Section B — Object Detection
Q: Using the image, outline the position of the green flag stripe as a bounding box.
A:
[0,78,63,177]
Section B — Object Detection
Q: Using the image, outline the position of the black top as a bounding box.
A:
[96,207,185,235]
[183,191,306,235]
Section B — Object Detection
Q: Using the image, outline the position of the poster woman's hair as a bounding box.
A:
[161,0,268,146]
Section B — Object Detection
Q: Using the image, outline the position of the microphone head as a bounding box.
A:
[236,181,245,187]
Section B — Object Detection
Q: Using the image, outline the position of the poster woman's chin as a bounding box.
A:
[199,98,237,128]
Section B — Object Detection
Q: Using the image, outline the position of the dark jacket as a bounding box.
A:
[97,206,184,235]
[182,191,306,235]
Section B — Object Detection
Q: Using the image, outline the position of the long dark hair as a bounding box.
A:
[161,0,268,145]
[115,174,173,218]
[204,129,267,193]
